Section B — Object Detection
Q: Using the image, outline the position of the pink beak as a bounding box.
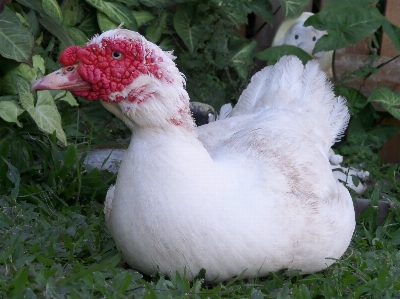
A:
[31,63,90,92]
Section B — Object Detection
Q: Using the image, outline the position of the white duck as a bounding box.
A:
[32,29,355,283]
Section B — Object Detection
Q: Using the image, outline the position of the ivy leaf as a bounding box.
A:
[279,0,310,18]
[367,87,400,120]
[86,0,137,31]
[305,6,384,53]
[230,40,257,80]
[15,75,67,146]
[0,6,34,65]
[0,100,24,127]
[256,45,313,65]
[42,0,63,24]
[173,4,202,53]
[382,20,400,54]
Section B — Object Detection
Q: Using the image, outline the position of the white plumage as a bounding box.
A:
[32,29,355,283]
[100,32,354,282]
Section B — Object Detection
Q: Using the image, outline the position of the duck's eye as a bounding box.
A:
[294,35,299,39]
[112,51,123,59]
[312,36,317,42]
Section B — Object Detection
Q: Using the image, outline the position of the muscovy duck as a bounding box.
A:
[32,29,355,283]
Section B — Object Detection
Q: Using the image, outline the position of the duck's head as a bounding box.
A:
[31,29,194,131]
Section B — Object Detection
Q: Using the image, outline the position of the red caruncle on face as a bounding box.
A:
[59,37,163,102]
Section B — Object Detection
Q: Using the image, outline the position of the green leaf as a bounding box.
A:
[97,11,119,32]
[256,45,313,65]
[367,87,400,120]
[138,0,184,7]
[375,262,388,291]
[279,0,310,18]
[145,11,167,44]
[15,76,67,146]
[158,37,175,51]
[42,0,63,23]
[0,55,45,95]
[305,7,383,53]
[85,0,137,31]
[382,20,400,54]
[10,266,29,295]
[335,86,367,115]
[230,40,257,79]
[54,91,79,106]
[2,157,20,199]
[64,26,89,46]
[0,100,24,126]
[223,3,250,27]
[0,6,34,65]
[62,0,85,27]
[117,273,133,295]
[248,1,273,24]
[116,0,140,5]
[14,0,45,15]
[132,10,156,27]
[26,10,40,39]
[173,4,202,53]
[78,10,99,37]
[37,16,75,46]
[322,0,379,10]
[57,253,121,286]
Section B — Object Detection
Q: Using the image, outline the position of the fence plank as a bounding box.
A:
[381,0,400,57]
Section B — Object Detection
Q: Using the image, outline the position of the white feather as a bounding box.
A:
[329,96,351,144]
[70,29,355,283]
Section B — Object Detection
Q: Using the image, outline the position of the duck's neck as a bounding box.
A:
[102,72,196,133]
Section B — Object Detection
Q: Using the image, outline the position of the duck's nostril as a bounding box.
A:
[66,66,74,72]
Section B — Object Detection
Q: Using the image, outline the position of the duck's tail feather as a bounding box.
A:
[329,96,351,144]
[231,67,273,117]
[232,56,350,146]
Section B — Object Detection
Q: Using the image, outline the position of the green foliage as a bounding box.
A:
[0,0,400,297]
[256,45,313,65]
[0,6,34,65]
[305,4,384,53]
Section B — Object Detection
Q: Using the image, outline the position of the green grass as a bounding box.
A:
[1,193,400,298]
